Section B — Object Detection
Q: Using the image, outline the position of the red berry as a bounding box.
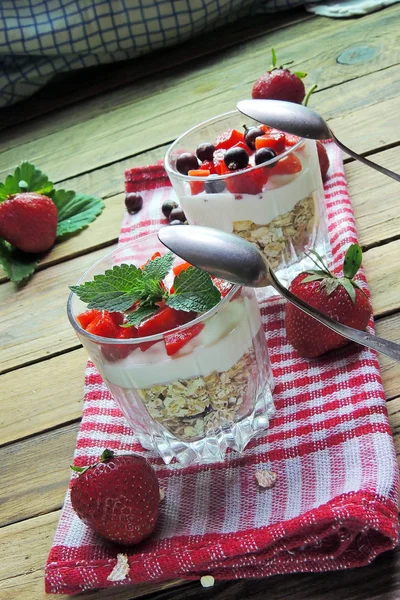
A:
[316,141,330,181]
[254,131,286,153]
[86,312,120,338]
[214,129,244,150]
[269,154,302,176]
[164,322,204,355]
[226,166,268,195]
[125,193,143,214]
[101,325,137,362]
[76,309,103,329]
[285,248,372,358]
[187,169,209,195]
[252,68,306,104]
[0,192,58,253]
[70,450,160,546]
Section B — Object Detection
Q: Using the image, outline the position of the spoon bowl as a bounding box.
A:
[158,225,400,362]
[237,99,400,182]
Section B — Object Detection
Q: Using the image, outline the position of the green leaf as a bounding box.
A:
[294,71,307,79]
[70,263,145,312]
[125,305,158,326]
[301,274,326,284]
[338,277,356,304]
[343,243,362,279]
[166,267,221,312]
[50,189,105,239]
[271,47,277,68]
[0,240,39,282]
[143,251,174,281]
[0,162,53,201]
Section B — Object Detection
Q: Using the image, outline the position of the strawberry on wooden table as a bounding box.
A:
[252,48,308,104]
[285,244,372,358]
[70,449,160,546]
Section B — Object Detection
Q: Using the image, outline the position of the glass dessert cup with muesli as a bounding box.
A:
[67,233,275,467]
[165,110,332,296]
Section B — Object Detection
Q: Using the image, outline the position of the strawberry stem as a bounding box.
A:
[100,448,115,462]
[303,84,318,107]
[306,249,331,275]
[270,47,277,69]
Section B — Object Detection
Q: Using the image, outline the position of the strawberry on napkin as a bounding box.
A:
[45,142,399,595]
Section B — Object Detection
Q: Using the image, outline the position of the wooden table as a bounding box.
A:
[1,4,400,599]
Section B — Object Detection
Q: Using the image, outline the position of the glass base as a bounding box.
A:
[136,384,276,466]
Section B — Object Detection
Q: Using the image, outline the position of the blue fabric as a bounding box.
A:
[0,0,317,108]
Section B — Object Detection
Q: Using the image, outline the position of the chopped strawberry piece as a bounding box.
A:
[173,261,192,276]
[86,313,120,338]
[259,124,271,133]
[76,309,102,329]
[226,166,268,195]
[269,154,302,176]
[102,326,137,362]
[164,323,205,356]
[109,312,125,326]
[285,133,301,147]
[138,307,185,338]
[255,132,286,153]
[188,169,210,195]
[214,129,245,150]
[213,278,233,297]
[199,160,217,175]
[232,141,251,155]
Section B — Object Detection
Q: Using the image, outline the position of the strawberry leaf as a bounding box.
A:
[0,239,39,282]
[339,277,356,304]
[166,267,221,312]
[301,274,326,284]
[294,71,307,79]
[343,243,362,280]
[0,162,53,201]
[50,189,105,239]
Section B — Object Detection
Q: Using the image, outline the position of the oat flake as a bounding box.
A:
[159,487,165,501]
[256,470,277,489]
[107,553,129,582]
[200,575,215,588]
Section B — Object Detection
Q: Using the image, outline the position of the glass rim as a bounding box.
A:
[67,234,241,346]
[164,109,305,181]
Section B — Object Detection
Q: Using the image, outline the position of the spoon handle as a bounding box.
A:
[331,132,400,183]
[267,267,400,362]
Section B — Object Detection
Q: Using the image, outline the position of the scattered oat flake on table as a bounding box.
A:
[107,553,130,582]
[200,575,215,587]
[256,470,277,489]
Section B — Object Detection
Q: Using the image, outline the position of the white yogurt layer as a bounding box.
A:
[102,295,262,389]
[179,151,322,231]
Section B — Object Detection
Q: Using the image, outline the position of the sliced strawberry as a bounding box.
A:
[109,312,125,326]
[285,133,301,147]
[102,326,137,362]
[86,313,120,338]
[269,154,302,176]
[173,261,192,276]
[164,323,205,356]
[255,132,286,153]
[226,166,268,195]
[138,307,197,352]
[188,169,210,195]
[214,129,244,150]
[199,160,217,175]
[232,141,251,155]
[76,309,102,329]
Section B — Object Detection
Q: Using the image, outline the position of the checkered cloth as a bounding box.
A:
[45,142,399,595]
[0,0,322,108]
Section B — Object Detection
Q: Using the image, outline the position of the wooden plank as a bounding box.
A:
[376,314,400,401]
[1,5,399,182]
[363,239,400,317]
[0,349,86,446]
[0,9,312,132]
[0,245,116,374]
[0,511,186,600]
[0,424,78,527]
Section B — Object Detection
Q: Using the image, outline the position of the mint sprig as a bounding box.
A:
[70,254,222,326]
[0,162,105,283]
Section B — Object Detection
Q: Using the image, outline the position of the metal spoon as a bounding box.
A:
[158,225,400,362]
[237,99,400,183]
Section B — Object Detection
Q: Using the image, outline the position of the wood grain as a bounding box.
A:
[0,348,87,446]
[1,4,399,183]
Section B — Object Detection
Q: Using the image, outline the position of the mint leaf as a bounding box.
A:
[125,305,158,326]
[70,264,145,312]
[143,251,174,281]
[50,189,105,239]
[0,162,53,201]
[343,243,362,280]
[0,240,39,282]
[166,267,221,312]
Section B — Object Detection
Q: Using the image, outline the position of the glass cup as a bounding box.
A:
[67,233,275,467]
[164,110,332,294]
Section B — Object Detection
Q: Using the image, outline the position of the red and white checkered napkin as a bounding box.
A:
[46,143,399,595]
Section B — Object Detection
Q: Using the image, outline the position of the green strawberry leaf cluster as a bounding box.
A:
[0,162,105,283]
[70,251,222,326]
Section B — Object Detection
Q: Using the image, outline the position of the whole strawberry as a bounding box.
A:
[285,245,372,358]
[252,48,306,104]
[0,192,57,253]
[70,449,160,546]
[316,141,330,181]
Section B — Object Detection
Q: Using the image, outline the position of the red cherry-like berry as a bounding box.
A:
[70,449,160,546]
[176,153,198,175]
[125,193,143,214]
